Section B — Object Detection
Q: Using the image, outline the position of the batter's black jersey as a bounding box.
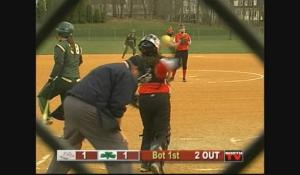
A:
[130,55,164,83]
[68,63,138,118]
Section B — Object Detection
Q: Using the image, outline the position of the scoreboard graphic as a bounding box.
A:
[57,150,243,162]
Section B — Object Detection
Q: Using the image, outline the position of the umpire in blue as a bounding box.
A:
[46,57,143,174]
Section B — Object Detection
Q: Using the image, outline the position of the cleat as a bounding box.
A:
[150,162,163,174]
[140,162,151,172]
[44,117,53,125]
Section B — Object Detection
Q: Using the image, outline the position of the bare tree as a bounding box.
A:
[196,0,200,23]
[99,0,107,20]
[112,0,117,17]
[197,0,210,24]
[36,0,47,22]
[141,0,147,19]
[170,0,176,21]
[128,0,133,18]
[179,0,184,22]
[172,0,184,23]
[155,0,173,20]
[173,0,179,21]
[152,0,158,18]
[119,0,125,18]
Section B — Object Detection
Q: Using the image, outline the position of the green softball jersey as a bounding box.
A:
[50,40,82,79]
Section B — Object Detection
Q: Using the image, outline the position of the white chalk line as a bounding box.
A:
[36,154,51,167]
[193,168,223,171]
[192,55,205,58]
[179,137,202,141]
[177,69,264,83]
[230,136,259,144]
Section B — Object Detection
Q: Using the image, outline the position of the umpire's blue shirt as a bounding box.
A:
[67,63,137,118]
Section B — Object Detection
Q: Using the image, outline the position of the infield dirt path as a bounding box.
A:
[36,53,264,174]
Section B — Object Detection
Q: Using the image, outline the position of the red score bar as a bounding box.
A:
[140,150,225,161]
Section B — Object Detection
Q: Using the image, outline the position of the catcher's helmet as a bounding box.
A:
[56,21,74,37]
[138,34,160,56]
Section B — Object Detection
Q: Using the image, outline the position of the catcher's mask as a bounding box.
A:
[56,21,74,38]
[138,34,160,56]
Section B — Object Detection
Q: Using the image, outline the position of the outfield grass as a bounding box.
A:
[36,19,262,54]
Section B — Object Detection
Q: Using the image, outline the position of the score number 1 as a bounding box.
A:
[123,151,127,159]
[82,151,86,159]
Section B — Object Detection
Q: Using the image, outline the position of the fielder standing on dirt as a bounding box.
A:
[122,29,137,59]
[46,57,142,174]
[37,21,83,125]
[131,34,178,174]
[170,24,191,82]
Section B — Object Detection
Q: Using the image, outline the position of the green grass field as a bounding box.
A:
[36,19,263,54]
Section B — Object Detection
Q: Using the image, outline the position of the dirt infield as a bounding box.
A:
[36,53,264,174]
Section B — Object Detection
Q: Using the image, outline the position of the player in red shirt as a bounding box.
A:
[171,25,191,82]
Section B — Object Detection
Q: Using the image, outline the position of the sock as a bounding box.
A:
[183,69,186,79]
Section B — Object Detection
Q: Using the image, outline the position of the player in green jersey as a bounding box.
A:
[37,21,83,125]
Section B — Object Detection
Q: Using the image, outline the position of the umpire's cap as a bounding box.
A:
[125,55,145,72]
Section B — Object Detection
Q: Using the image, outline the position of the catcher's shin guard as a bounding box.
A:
[150,142,165,174]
